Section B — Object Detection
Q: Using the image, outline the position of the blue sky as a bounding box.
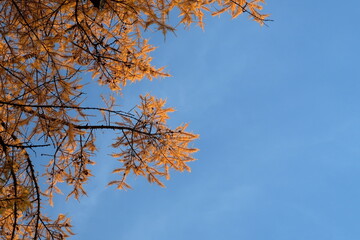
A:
[55,0,360,239]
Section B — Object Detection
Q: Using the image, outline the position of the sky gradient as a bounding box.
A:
[51,0,360,239]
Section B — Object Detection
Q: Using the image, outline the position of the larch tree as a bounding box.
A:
[0,0,269,238]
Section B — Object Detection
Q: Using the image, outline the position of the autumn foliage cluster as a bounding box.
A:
[0,0,268,238]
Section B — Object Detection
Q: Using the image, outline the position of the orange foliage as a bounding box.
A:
[0,0,268,238]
